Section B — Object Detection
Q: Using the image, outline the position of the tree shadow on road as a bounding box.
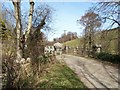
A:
[101,62,120,85]
[76,61,113,90]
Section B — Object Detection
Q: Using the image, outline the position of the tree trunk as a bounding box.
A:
[26,0,34,40]
[118,2,120,56]
[83,37,86,56]
[118,28,120,55]
[12,1,22,61]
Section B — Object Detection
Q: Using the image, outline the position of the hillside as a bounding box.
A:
[63,27,119,54]
[63,38,81,47]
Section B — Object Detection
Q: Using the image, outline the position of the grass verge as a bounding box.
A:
[35,61,86,89]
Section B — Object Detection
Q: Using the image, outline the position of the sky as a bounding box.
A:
[45,2,93,41]
[3,1,118,41]
[1,1,93,41]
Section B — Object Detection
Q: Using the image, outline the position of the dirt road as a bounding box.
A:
[56,54,119,89]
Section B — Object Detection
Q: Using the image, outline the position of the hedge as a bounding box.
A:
[94,52,120,64]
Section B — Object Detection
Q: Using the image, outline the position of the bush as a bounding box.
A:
[95,52,120,64]
[112,55,120,63]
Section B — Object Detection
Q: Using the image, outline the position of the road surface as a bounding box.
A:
[56,54,119,89]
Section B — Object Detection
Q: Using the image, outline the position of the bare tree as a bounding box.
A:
[1,0,54,88]
[12,1,22,61]
[92,2,120,26]
[78,11,102,56]
[26,5,53,74]
[91,2,120,55]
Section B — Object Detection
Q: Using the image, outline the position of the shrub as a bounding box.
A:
[95,52,120,64]
[112,54,120,63]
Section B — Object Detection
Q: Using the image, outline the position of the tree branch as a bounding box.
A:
[103,17,120,26]
[35,15,47,31]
